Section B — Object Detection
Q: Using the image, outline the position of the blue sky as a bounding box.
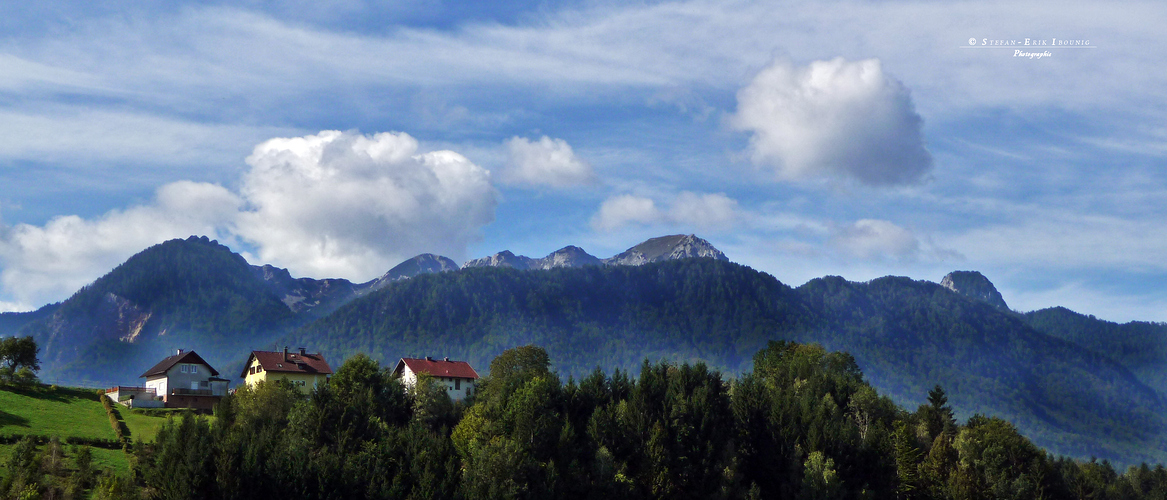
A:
[1,0,1164,322]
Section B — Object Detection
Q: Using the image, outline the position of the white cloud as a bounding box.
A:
[591,191,739,232]
[0,130,500,308]
[732,58,932,186]
[235,130,497,280]
[591,194,662,232]
[502,136,596,188]
[829,219,921,261]
[0,181,241,308]
[668,192,739,229]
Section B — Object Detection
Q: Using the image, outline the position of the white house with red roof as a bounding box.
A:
[392,357,480,401]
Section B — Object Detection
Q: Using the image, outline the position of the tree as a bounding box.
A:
[0,336,39,384]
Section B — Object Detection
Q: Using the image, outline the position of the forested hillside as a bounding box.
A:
[793,276,1165,464]
[19,236,298,386]
[291,260,1167,464]
[1025,307,1167,397]
[288,259,808,375]
[7,235,1167,466]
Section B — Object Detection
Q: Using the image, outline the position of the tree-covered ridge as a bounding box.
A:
[21,236,296,386]
[289,258,811,375]
[795,276,1167,465]
[1024,306,1167,397]
[290,262,1167,465]
[124,343,1167,500]
[57,235,292,335]
[0,302,59,337]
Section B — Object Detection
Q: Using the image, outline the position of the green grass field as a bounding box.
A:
[122,409,183,444]
[0,386,114,440]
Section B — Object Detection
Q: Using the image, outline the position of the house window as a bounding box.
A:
[249,367,255,375]
[190,365,197,374]
[455,379,461,390]
[181,365,188,373]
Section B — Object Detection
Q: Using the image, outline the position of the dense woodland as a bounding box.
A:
[33,343,1166,500]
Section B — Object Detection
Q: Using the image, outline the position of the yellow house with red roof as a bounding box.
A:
[392,356,480,401]
[241,347,333,393]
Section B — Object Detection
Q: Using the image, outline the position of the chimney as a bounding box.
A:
[176,348,184,356]
[283,346,288,361]
[425,356,433,361]
[299,347,307,357]
[443,357,449,362]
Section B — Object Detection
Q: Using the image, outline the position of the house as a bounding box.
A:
[138,349,229,410]
[392,357,479,401]
[241,347,332,393]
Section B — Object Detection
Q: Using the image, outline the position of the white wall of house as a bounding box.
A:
[144,375,168,398]
[146,362,216,400]
[400,365,475,401]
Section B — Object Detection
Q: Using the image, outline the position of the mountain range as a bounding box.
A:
[2,234,1166,466]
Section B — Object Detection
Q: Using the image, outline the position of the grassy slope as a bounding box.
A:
[0,387,113,440]
[0,385,174,481]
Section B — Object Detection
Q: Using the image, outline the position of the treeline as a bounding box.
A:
[111,342,1167,500]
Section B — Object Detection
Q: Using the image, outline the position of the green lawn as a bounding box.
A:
[0,386,114,441]
[121,410,174,444]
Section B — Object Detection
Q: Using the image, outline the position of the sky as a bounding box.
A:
[1,0,1165,322]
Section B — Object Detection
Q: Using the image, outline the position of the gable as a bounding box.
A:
[140,350,219,378]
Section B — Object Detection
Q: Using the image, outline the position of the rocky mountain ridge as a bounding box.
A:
[462,234,723,271]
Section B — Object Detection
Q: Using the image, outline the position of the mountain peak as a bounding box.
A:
[372,254,459,288]
[462,250,535,270]
[532,246,602,270]
[604,234,728,266]
[940,271,1009,310]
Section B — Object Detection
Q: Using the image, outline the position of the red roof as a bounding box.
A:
[140,350,219,378]
[394,357,479,380]
[241,350,333,378]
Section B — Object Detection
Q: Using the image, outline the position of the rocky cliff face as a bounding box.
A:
[252,264,362,315]
[461,235,727,271]
[941,271,1009,310]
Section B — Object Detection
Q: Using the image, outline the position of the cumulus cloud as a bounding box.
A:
[591,195,662,232]
[502,136,596,188]
[0,130,500,309]
[0,181,241,308]
[828,219,921,261]
[732,58,932,186]
[591,191,738,232]
[234,130,497,279]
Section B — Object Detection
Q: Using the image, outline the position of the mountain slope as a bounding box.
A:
[1024,306,1167,397]
[19,236,299,386]
[289,260,1167,464]
[795,275,1164,464]
[290,258,805,375]
[0,303,60,337]
[370,254,459,286]
[603,234,727,265]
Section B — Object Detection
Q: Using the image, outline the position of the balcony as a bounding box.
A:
[170,388,215,396]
